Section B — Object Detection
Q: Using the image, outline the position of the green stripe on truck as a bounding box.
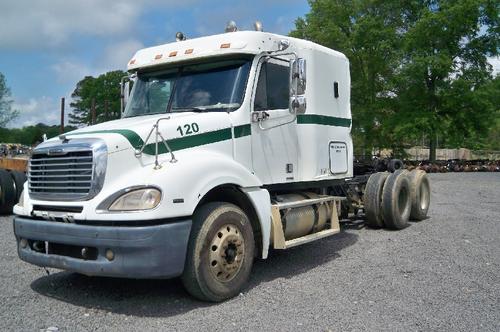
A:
[142,127,232,155]
[67,129,144,148]
[66,124,252,155]
[297,114,351,127]
[234,124,251,138]
[65,116,350,156]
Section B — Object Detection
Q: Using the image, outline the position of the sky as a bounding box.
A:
[0,0,309,128]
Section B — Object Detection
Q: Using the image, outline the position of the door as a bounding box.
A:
[251,59,299,184]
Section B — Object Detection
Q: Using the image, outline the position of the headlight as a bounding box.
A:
[108,188,161,211]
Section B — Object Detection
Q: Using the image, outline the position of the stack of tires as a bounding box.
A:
[365,169,430,229]
[0,169,26,215]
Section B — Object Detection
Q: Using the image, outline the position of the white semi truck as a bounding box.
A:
[13,23,430,302]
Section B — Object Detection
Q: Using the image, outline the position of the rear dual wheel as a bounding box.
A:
[407,170,430,221]
[364,170,430,229]
[182,202,254,302]
[382,170,412,229]
[364,172,389,228]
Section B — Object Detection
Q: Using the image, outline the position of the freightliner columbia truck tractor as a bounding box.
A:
[13,22,431,302]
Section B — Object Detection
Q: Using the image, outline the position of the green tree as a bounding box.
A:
[0,123,77,145]
[69,70,126,126]
[292,0,499,160]
[475,76,500,149]
[291,0,405,156]
[387,0,499,160]
[0,72,19,127]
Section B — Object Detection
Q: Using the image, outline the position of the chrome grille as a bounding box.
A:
[28,138,107,201]
[29,151,93,197]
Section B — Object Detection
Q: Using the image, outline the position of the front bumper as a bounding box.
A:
[14,216,192,279]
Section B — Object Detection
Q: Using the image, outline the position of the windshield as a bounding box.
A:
[123,58,252,117]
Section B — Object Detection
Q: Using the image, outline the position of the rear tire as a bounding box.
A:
[407,170,431,221]
[382,170,411,230]
[388,159,404,173]
[364,172,389,228]
[182,202,254,302]
[0,169,16,215]
[9,170,27,202]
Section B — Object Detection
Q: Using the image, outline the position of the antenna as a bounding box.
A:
[175,32,186,41]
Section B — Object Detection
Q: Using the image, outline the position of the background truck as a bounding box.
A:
[0,151,27,215]
[12,22,431,302]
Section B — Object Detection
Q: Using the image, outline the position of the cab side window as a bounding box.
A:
[254,62,289,111]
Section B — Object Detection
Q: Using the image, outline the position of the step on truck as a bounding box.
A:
[13,22,431,302]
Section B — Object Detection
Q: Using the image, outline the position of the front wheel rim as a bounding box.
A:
[209,224,245,283]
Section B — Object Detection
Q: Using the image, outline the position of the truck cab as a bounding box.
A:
[13,27,429,302]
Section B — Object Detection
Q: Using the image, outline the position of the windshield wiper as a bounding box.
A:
[171,107,210,113]
[171,103,241,113]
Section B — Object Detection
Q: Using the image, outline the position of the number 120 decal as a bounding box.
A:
[176,123,200,136]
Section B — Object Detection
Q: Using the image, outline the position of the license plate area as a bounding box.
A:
[28,240,98,261]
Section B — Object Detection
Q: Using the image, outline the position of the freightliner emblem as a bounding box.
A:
[47,148,66,156]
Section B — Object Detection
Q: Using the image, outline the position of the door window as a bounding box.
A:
[254,62,289,111]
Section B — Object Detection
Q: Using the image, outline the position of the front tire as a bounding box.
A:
[182,202,254,302]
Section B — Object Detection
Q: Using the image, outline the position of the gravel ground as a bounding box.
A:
[0,173,499,331]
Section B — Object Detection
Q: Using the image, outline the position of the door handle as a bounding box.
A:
[251,111,270,122]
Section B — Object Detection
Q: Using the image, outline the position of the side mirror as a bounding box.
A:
[123,81,131,106]
[290,58,306,114]
[120,74,136,115]
[291,58,306,95]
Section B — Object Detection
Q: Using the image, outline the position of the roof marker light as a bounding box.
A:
[220,43,231,49]
[129,59,136,65]
[185,49,194,54]
[154,54,163,60]
[169,51,178,57]
[254,21,263,32]
[225,20,238,33]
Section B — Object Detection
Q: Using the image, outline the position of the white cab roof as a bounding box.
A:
[127,31,346,71]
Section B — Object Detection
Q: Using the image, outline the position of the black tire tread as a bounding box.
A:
[388,159,404,173]
[364,172,390,228]
[182,202,254,302]
[407,170,431,221]
[9,170,27,202]
[0,169,16,215]
[382,170,411,230]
